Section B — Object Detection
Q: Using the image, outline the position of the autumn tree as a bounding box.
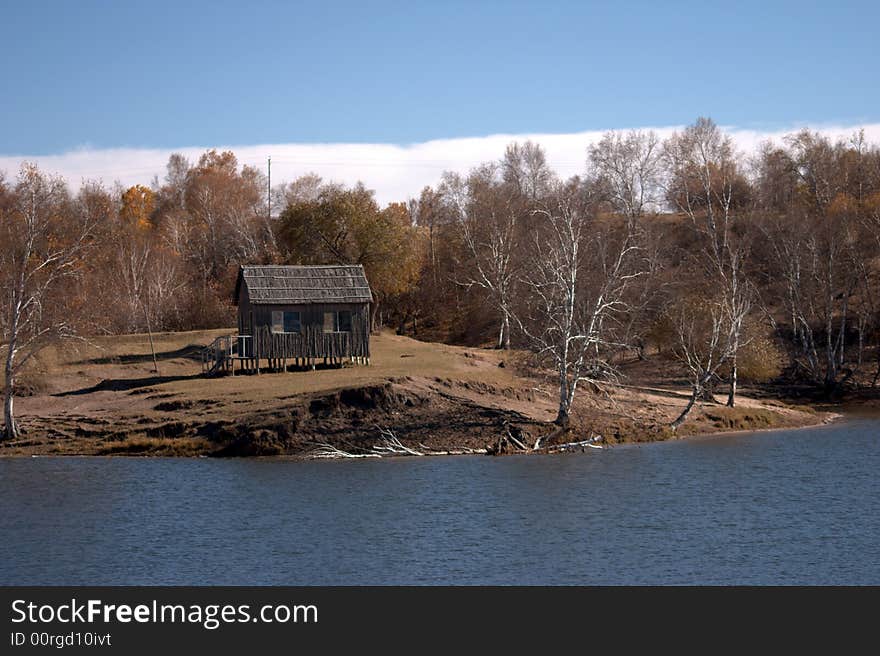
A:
[185,150,272,288]
[111,185,157,332]
[354,201,424,329]
[276,181,423,330]
[406,185,469,340]
[754,131,879,392]
[144,150,274,328]
[410,185,451,282]
[1,165,104,439]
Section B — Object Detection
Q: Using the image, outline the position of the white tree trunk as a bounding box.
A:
[3,299,20,440]
[498,308,511,350]
[726,359,737,408]
[554,366,574,427]
[3,349,17,440]
[671,386,700,430]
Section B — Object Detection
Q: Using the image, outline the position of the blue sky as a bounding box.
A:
[2,1,879,202]
[3,0,878,154]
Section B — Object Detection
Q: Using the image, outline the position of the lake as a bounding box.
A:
[1,416,878,585]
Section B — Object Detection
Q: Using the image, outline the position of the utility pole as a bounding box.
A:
[267,156,271,220]
[142,298,159,376]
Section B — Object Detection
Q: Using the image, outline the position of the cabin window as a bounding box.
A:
[323,310,353,332]
[271,310,301,334]
[338,310,352,332]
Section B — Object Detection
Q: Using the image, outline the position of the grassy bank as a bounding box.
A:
[0,330,832,457]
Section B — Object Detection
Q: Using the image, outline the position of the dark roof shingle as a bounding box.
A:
[236,265,373,305]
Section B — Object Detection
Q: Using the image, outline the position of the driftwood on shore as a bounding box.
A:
[306,420,607,460]
[541,437,604,453]
[487,420,605,456]
[307,443,382,459]
[306,427,488,460]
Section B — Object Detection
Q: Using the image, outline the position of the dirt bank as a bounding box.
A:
[0,330,834,458]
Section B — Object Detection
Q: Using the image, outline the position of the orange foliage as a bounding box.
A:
[120,185,156,231]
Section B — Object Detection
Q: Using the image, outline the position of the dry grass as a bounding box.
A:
[1,328,831,456]
[96,436,215,456]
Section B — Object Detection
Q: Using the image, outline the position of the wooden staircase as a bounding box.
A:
[201,334,251,376]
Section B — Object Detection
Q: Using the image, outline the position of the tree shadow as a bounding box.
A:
[54,374,203,397]
[70,344,205,366]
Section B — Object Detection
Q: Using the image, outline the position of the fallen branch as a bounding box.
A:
[504,424,529,451]
[371,427,423,456]
[307,443,381,459]
[535,424,567,450]
[417,442,488,455]
[544,435,605,453]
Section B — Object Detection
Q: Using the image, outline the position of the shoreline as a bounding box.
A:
[0,330,847,460]
[658,409,843,444]
[0,397,841,460]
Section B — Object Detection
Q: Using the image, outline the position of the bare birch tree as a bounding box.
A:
[515,180,643,429]
[588,130,666,361]
[1,165,101,439]
[664,117,753,406]
[756,131,873,392]
[667,292,739,430]
[502,140,554,201]
[589,130,663,221]
[442,166,522,349]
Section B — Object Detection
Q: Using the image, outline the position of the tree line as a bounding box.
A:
[3,117,880,439]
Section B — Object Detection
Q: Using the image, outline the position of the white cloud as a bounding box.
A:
[2,123,879,205]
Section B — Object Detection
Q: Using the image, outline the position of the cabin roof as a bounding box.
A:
[235,265,373,305]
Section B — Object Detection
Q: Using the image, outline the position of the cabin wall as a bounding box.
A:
[245,303,370,360]
[236,284,252,337]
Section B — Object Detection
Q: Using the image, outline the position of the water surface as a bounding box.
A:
[1,417,878,584]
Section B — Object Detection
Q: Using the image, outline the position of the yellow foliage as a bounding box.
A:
[120,185,155,231]
[737,335,785,382]
[828,192,856,217]
[278,187,425,303]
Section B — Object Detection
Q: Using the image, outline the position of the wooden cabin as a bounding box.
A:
[206,265,372,375]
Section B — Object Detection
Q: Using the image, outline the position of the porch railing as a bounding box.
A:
[201,334,252,375]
